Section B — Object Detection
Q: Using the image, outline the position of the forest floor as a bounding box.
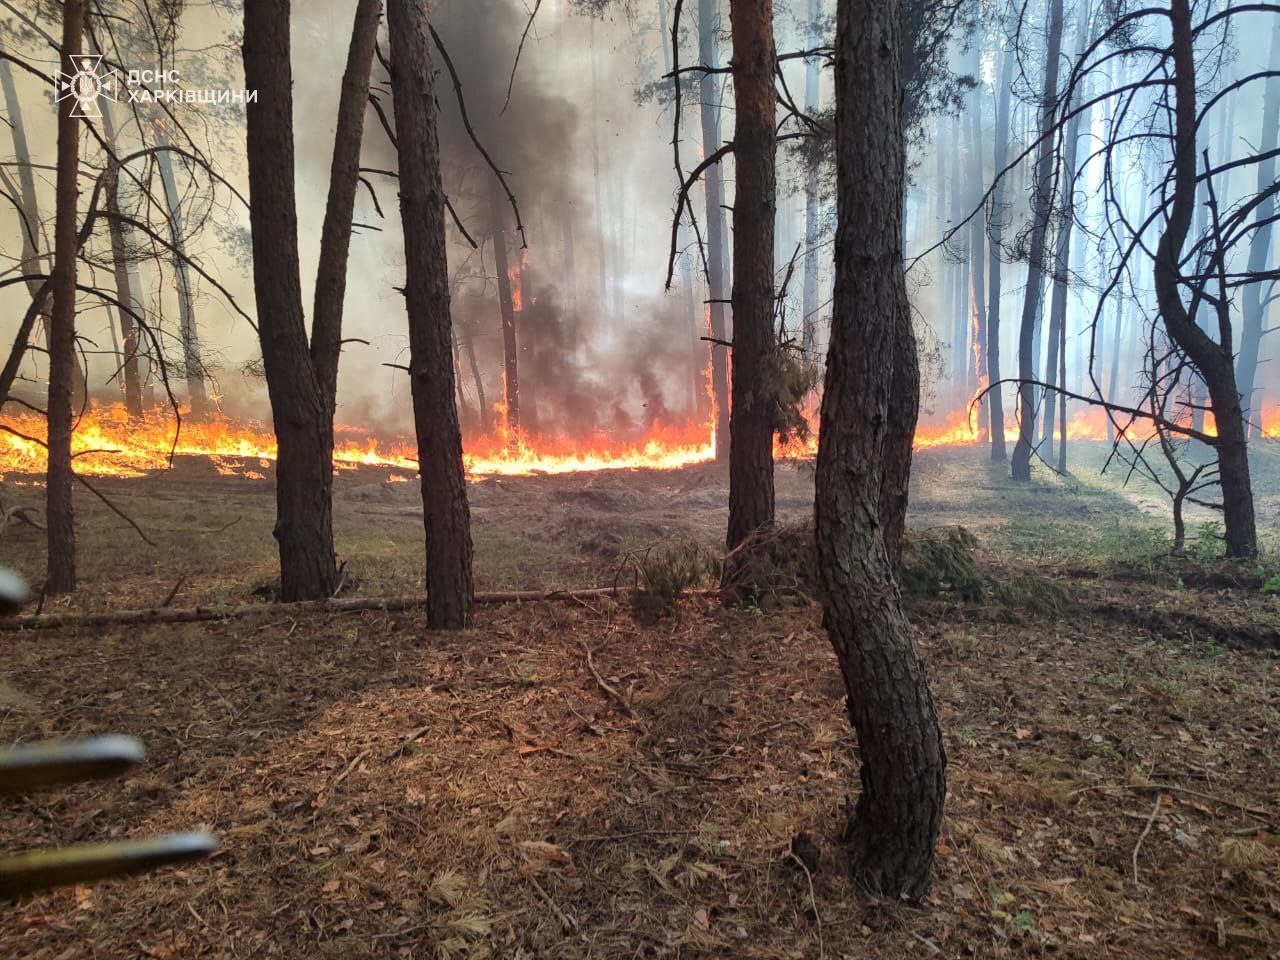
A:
[1,441,1279,958]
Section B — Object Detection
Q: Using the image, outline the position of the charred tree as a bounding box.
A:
[243,0,339,601]
[1011,0,1064,482]
[725,0,777,550]
[387,0,475,629]
[489,176,521,435]
[817,0,945,898]
[1157,0,1256,558]
[45,0,88,595]
[699,0,731,459]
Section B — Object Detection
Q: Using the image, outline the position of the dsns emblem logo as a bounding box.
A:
[54,55,117,118]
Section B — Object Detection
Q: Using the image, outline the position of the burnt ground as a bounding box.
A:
[0,441,1278,958]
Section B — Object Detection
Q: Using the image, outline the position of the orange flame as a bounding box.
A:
[0,394,1249,483]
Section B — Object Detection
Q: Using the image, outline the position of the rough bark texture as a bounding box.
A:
[698,0,731,460]
[312,0,382,418]
[243,0,339,601]
[388,0,475,629]
[45,0,87,595]
[1011,0,1064,482]
[1157,0,1257,559]
[490,177,521,435]
[985,48,1012,464]
[817,0,945,898]
[725,0,777,551]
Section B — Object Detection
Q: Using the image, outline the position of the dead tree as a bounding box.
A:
[44,0,88,595]
[725,0,778,550]
[816,0,945,898]
[387,0,475,629]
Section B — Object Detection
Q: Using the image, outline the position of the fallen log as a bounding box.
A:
[0,587,622,632]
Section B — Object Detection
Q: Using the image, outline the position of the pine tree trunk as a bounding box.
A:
[966,41,987,409]
[987,48,1013,461]
[387,0,475,629]
[699,0,731,460]
[1011,0,1064,482]
[243,0,339,602]
[725,0,777,550]
[1157,0,1257,559]
[817,0,945,898]
[312,0,382,418]
[45,0,87,595]
[490,177,521,435]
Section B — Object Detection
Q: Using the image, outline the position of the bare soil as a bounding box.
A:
[1,442,1278,958]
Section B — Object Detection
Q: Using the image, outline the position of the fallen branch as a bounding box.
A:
[0,587,624,632]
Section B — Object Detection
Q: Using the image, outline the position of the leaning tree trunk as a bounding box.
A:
[699,0,731,460]
[489,177,521,436]
[387,0,475,629]
[817,0,945,898]
[243,0,339,601]
[1157,0,1257,559]
[725,0,777,551]
[1,46,88,411]
[312,0,382,418]
[46,0,88,595]
[1011,0,1064,481]
[1237,19,1280,435]
[986,47,1014,461]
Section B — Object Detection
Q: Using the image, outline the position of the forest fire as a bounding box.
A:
[0,399,1138,481]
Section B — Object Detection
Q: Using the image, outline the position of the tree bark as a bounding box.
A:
[243,0,339,601]
[699,0,731,459]
[1011,0,1064,482]
[725,0,777,550]
[966,40,987,409]
[1157,0,1256,559]
[45,0,88,595]
[388,0,475,629]
[817,0,945,898]
[490,177,521,435]
[312,0,382,418]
